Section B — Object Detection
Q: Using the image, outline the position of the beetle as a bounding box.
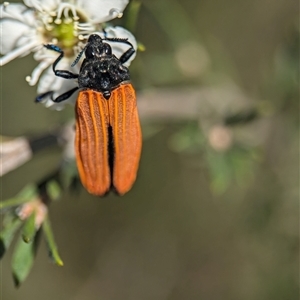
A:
[36,34,142,196]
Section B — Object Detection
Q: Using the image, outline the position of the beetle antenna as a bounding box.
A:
[71,45,87,67]
[104,37,134,49]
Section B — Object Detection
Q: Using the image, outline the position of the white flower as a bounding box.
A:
[0,136,33,176]
[0,0,137,110]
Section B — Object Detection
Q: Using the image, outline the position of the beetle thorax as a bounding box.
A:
[78,56,130,92]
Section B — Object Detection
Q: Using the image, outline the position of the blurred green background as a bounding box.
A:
[1,0,299,299]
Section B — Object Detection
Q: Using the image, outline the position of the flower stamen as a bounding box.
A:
[109,8,123,18]
[54,18,62,25]
[27,59,54,86]
[56,3,78,23]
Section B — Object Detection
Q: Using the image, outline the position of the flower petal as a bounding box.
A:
[24,0,59,12]
[0,40,40,66]
[0,3,36,26]
[27,58,53,86]
[76,0,129,23]
[0,19,36,54]
[100,26,137,66]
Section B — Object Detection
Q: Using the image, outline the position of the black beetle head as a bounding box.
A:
[85,34,112,60]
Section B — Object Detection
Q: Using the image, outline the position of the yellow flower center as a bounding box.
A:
[41,5,93,57]
[51,21,77,50]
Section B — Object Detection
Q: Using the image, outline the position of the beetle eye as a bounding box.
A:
[102,44,112,55]
[85,46,95,59]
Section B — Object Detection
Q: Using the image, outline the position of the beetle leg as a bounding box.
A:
[119,47,136,64]
[35,91,54,103]
[53,87,79,103]
[103,37,136,64]
[44,44,79,79]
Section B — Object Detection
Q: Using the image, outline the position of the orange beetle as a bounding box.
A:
[37,34,142,196]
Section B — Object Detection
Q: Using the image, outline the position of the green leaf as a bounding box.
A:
[46,180,62,201]
[142,125,164,140]
[169,123,205,153]
[207,152,232,195]
[2,212,17,227]
[16,184,37,199]
[12,233,39,286]
[60,160,78,190]
[0,217,23,259]
[0,185,37,210]
[43,216,64,266]
[22,212,36,243]
[125,0,142,32]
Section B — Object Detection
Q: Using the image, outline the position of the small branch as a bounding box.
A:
[137,83,254,122]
